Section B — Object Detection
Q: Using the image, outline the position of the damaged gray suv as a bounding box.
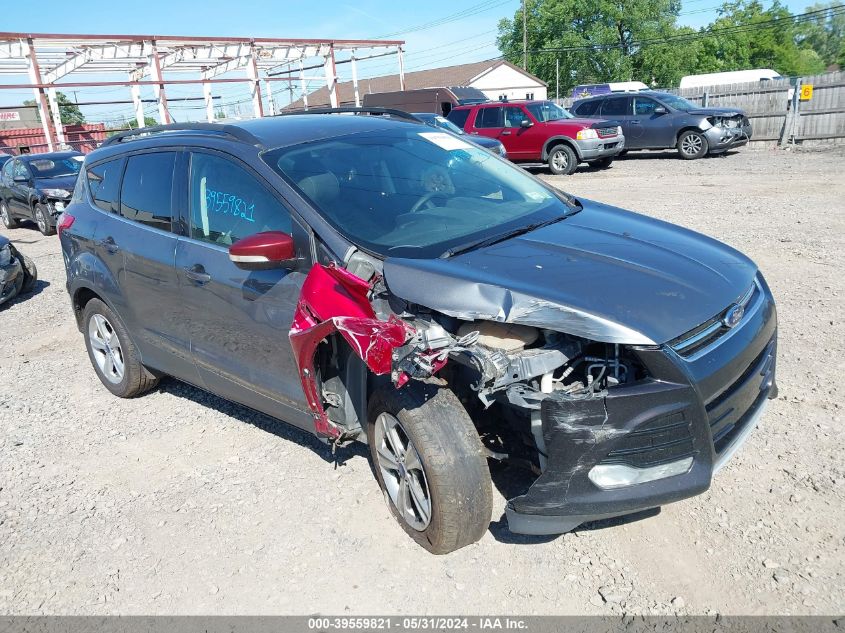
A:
[60,111,777,554]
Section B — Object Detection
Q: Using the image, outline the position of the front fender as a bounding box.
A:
[542,136,581,160]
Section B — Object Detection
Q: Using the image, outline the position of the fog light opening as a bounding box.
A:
[588,457,694,490]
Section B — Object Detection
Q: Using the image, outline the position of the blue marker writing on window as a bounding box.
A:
[206,188,255,222]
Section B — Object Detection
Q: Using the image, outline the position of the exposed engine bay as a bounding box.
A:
[290,261,645,474]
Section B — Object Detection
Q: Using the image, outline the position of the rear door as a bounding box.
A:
[599,96,635,146]
[632,96,676,148]
[467,105,505,145]
[101,150,198,381]
[174,149,313,426]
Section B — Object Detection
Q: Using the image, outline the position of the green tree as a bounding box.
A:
[23,91,85,125]
[796,1,845,68]
[497,0,695,94]
[695,1,826,76]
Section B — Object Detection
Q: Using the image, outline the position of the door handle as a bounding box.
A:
[501,131,512,136]
[184,265,212,284]
[97,237,119,254]
[631,120,641,124]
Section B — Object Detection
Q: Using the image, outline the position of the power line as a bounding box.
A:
[369,0,514,38]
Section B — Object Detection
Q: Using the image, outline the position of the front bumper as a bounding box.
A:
[0,257,24,306]
[575,135,625,160]
[704,122,752,152]
[506,277,778,535]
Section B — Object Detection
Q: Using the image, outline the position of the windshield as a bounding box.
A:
[525,101,572,122]
[656,94,699,112]
[263,126,578,259]
[431,116,466,135]
[28,156,83,178]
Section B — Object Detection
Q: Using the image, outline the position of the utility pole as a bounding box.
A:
[522,0,528,69]
[556,58,560,102]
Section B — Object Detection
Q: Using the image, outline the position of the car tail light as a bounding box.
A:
[57,212,75,236]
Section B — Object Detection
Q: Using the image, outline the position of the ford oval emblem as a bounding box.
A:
[723,304,745,328]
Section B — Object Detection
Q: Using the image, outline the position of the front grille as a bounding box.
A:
[600,410,695,468]
[597,127,618,138]
[707,336,776,453]
[670,279,760,358]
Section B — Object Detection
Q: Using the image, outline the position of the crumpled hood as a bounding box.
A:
[689,107,746,118]
[34,175,77,193]
[383,200,758,345]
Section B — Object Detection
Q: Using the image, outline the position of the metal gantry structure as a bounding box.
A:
[0,32,406,151]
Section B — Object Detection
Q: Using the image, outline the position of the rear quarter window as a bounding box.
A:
[86,157,125,213]
[446,108,470,129]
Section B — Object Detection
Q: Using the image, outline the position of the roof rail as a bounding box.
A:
[100,122,263,148]
[280,107,421,123]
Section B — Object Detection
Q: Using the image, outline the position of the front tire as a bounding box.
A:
[34,204,55,236]
[547,144,578,175]
[677,130,708,160]
[1,200,19,229]
[367,382,492,554]
[82,298,159,398]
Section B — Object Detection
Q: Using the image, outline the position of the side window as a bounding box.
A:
[1,160,12,183]
[475,106,503,128]
[13,160,29,180]
[601,97,631,117]
[503,106,526,128]
[189,152,292,247]
[574,99,600,117]
[86,157,125,213]
[120,152,176,232]
[446,108,470,129]
[634,97,658,116]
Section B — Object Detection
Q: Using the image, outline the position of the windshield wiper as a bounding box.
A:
[439,208,579,259]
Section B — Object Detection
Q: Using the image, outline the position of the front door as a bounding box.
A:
[9,160,33,216]
[500,105,544,160]
[632,96,676,148]
[175,150,312,427]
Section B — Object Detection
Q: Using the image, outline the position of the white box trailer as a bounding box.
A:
[679,69,783,89]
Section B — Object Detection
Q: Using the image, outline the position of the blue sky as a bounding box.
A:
[0,0,814,121]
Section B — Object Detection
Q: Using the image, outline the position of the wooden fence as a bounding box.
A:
[561,70,845,144]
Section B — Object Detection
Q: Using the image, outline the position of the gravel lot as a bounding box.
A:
[1,146,843,616]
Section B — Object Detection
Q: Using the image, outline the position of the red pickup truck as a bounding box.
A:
[446,100,625,175]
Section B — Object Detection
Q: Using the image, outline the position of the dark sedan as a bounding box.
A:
[570,91,751,159]
[412,112,507,158]
[1,151,84,234]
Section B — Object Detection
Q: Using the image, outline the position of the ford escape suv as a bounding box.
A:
[59,112,777,554]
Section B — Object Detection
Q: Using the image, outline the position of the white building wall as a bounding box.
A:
[469,64,547,101]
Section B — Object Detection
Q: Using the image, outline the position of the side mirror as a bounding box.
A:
[13,175,28,183]
[520,119,533,128]
[229,231,296,271]
[654,106,668,115]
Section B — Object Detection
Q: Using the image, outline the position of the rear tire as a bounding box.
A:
[1,200,19,229]
[546,144,578,175]
[82,298,159,398]
[34,204,55,236]
[677,130,708,160]
[367,381,492,554]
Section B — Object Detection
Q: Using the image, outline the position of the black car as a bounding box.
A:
[59,113,777,554]
[0,234,37,307]
[412,112,507,158]
[570,91,751,159]
[0,151,84,235]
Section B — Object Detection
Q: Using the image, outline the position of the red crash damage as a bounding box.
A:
[289,263,445,439]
